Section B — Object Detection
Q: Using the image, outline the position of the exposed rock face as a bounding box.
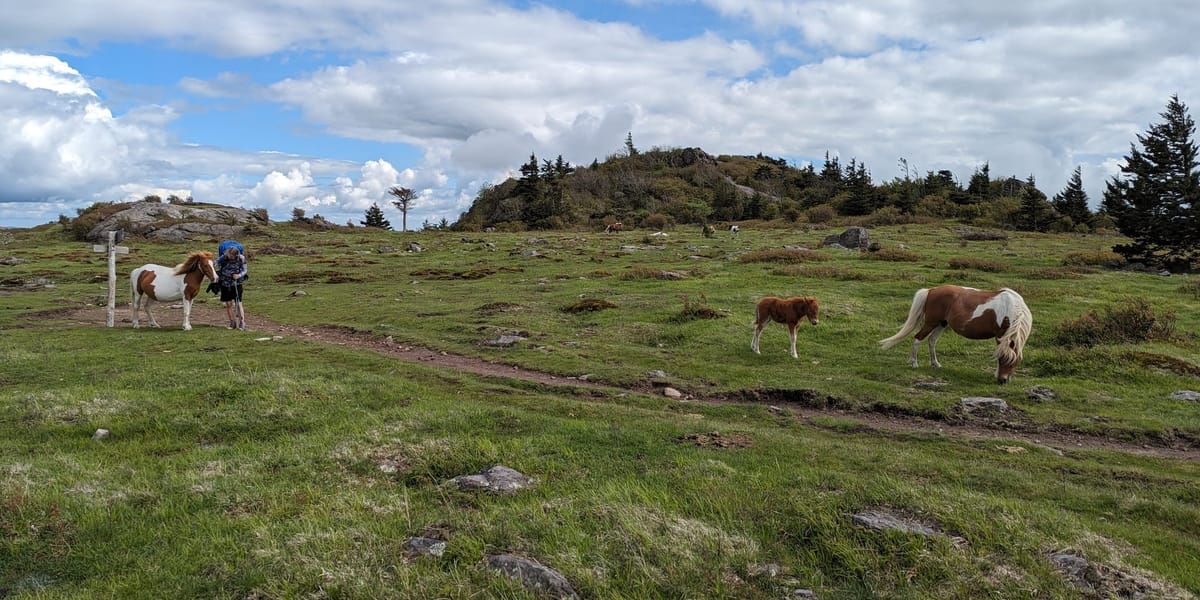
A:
[821,227,871,250]
[484,554,578,599]
[84,200,268,242]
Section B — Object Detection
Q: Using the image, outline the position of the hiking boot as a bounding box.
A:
[227,320,236,329]
[237,321,247,331]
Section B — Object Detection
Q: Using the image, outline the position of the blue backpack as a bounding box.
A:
[217,240,247,281]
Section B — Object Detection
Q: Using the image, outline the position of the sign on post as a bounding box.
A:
[92,230,130,327]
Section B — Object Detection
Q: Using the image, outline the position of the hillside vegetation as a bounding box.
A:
[1,220,1198,598]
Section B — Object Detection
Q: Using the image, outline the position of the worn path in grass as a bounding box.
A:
[68,303,1200,462]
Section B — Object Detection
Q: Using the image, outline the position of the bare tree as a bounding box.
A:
[388,186,418,232]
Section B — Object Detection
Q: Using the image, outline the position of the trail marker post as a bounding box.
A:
[92,230,129,327]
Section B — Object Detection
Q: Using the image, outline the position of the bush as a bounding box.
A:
[774,265,869,280]
[641,213,672,231]
[1063,250,1126,268]
[562,298,617,313]
[805,204,836,224]
[670,294,726,323]
[947,257,1009,272]
[958,229,1008,241]
[739,248,828,264]
[1051,299,1177,347]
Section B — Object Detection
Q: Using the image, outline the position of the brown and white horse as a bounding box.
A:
[605,221,624,233]
[130,251,219,331]
[752,296,820,358]
[879,285,1032,383]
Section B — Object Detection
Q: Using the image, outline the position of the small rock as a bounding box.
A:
[406,242,424,252]
[647,370,668,379]
[663,387,683,399]
[485,554,578,599]
[959,397,1008,412]
[1027,385,1057,401]
[91,428,110,441]
[852,510,940,537]
[289,289,308,296]
[484,335,527,347]
[403,536,447,557]
[1169,390,1200,401]
[449,465,534,493]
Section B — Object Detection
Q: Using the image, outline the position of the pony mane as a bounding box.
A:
[175,251,215,276]
[993,289,1032,366]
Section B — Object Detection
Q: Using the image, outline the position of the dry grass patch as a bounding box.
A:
[562,298,617,313]
[1026,267,1087,280]
[958,229,1008,241]
[1052,299,1178,347]
[670,294,727,323]
[620,266,688,280]
[948,257,1009,272]
[738,248,827,263]
[1063,250,1126,268]
[863,247,920,262]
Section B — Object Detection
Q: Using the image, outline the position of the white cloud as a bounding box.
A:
[3,0,1200,227]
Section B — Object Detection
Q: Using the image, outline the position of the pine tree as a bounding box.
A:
[967,162,991,203]
[1052,166,1092,227]
[360,203,392,230]
[1102,95,1200,270]
[1015,175,1055,232]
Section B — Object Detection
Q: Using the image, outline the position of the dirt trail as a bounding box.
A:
[64,304,1200,462]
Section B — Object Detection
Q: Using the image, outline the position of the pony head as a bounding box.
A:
[801,297,820,325]
[992,290,1032,384]
[177,251,219,282]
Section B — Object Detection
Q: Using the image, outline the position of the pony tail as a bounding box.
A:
[879,288,929,349]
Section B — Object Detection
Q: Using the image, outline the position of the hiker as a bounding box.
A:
[216,240,248,330]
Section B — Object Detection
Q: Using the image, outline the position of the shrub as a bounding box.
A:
[1051,299,1177,347]
[562,298,617,313]
[641,213,672,231]
[862,248,920,262]
[670,294,726,323]
[805,204,836,224]
[619,266,686,280]
[1063,250,1126,268]
[958,229,1008,241]
[947,257,1008,272]
[739,248,828,264]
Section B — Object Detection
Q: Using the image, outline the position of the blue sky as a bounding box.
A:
[2,0,1198,228]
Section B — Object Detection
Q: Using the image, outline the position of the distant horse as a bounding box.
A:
[605,222,624,233]
[729,225,740,236]
[879,285,1032,383]
[752,296,820,359]
[131,251,219,331]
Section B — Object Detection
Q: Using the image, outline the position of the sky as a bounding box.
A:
[1,0,1198,229]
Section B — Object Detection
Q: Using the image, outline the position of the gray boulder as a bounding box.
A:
[83,200,267,242]
[484,554,578,599]
[821,227,870,250]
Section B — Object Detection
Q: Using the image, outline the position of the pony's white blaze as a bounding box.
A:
[970,289,1016,328]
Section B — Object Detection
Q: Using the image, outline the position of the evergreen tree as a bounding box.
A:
[819,151,842,183]
[1102,95,1200,270]
[624,132,639,156]
[1015,175,1055,232]
[1052,166,1092,226]
[360,203,392,230]
[967,162,991,203]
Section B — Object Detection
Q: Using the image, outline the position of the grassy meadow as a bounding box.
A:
[2,221,1199,598]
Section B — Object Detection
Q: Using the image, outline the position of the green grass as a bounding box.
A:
[2,222,1199,598]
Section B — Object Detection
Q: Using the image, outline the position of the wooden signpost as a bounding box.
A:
[92,230,129,327]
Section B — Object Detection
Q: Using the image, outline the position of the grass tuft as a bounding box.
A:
[739,248,827,263]
[1051,299,1177,347]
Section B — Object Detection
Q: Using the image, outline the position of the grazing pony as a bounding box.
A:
[130,251,219,331]
[878,285,1032,383]
[605,222,624,233]
[729,224,740,236]
[752,296,820,358]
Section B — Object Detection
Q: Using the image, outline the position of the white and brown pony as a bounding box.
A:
[752,296,820,358]
[605,221,624,233]
[879,285,1032,383]
[130,251,219,331]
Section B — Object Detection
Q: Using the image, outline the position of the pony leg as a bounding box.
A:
[181,299,192,331]
[146,300,161,328]
[908,338,920,367]
[751,322,764,354]
[926,326,946,368]
[788,323,799,359]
